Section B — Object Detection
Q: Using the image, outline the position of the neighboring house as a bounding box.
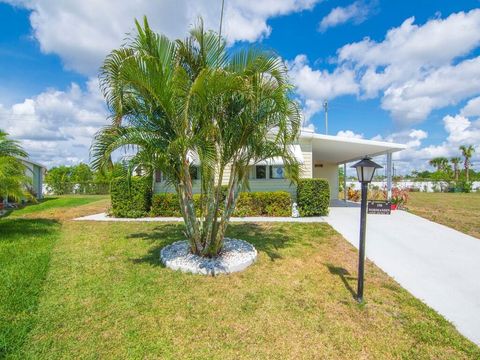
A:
[154,128,406,200]
[20,158,47,200]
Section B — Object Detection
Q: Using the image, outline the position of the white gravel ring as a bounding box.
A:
[160,238,257,276]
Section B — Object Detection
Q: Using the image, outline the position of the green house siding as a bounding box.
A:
[31,164,43,199]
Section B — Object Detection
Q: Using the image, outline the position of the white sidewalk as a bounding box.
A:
[325,207,480,345]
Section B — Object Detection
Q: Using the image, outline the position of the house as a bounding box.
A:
[20,158,46,200]
[154,128,406,200]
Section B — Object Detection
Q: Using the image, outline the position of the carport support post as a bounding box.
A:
[343,163,347,202]
[386,152,392,200]
[357,181,368,303]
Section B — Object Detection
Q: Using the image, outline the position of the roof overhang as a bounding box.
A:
[302,131,406,164]
[18,157,47,170]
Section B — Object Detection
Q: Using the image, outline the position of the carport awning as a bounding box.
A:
[307,133,406,164]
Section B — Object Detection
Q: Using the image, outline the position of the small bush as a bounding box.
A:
[110,177,151,218]
[151,190,291,217]
[297,178,330,216]
[455,180,473,193]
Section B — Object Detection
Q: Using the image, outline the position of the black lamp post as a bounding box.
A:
[351,156,382,303]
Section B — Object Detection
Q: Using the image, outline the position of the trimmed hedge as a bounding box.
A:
[151,191,292,217]
[110,177,152,218]
[297,178,330,216]
[233,191,291,217]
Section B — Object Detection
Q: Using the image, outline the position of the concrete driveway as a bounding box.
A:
[325,205,480,345]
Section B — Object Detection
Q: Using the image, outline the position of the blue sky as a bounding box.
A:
[0,0,479,171]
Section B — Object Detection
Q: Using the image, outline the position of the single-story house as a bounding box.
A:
[154,128,406,200]
[20,158,46,200]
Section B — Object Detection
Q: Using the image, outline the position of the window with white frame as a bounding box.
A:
[251,165,285,179]
[270,165,285,179]
[255,165,267,179]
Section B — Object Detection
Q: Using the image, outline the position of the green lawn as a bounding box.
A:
[1,196,479,359]
[407,192,480,239]
[8,195,108,217]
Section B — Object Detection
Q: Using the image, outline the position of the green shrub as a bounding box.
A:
[456,180,473,193]
[297,178,330,216]
[234,191,291,217]
[110,176,152,218]
[151,193,182,216]
[151,190,291,217]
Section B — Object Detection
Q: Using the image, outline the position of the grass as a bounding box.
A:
[0,195,109,359]
[1,195,479,359]
[407,192,480,239]
[7,195,109,219]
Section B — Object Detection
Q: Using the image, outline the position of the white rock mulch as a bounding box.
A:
[160,238,257,276]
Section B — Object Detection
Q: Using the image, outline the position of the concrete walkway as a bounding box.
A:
[325,207,480,345]
[74,212,327,223]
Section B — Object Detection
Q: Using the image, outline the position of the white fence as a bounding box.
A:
[345,181,480,192]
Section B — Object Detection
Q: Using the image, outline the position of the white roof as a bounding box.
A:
[300,129,406,164]
[18,157,47,169]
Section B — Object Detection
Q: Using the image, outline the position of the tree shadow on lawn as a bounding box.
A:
[128,222,297,266]
[0,218,60,240]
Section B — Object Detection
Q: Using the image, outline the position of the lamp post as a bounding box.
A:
[351,156,382,303]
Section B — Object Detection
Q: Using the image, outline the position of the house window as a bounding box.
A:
[190,166,199,180]
[270,165,285,179]
[255,165,267,179]
[155,170,162,182]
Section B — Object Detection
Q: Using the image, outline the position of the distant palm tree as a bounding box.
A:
[0,130,27,158]
[92,17,300,257]
[429,157,449,172]
[459,145,475,182]
[450,157,461,181]
[0,130,31,201]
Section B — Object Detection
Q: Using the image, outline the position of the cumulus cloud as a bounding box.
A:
[318,1,375,32]
[288,54,359,123]
[295,9,480,126]
[378,115,480,172]
[461,96,480,117]
[0,78,107,167]
[336,130,364,139]
[6,0,320,75]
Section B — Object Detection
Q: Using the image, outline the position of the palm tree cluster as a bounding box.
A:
[91,17,300,257]
[428,145,476,182]
[0,130,31,201]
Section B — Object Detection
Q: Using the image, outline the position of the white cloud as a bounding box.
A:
[288,54,359,124]
[380,116,480,172]
[6,0,320,75]
[296,9,480,126]
[336,130,363,139]
[318,1,375,32]
[0,78,107,167]
[461,96,480,117]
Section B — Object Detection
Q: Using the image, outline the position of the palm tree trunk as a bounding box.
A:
[177,161,202,254]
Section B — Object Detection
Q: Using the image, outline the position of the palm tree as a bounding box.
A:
[0,130,27,158]
[450,157,461,181]
[459,145,475,182]
[91,17,300,257]
[429,157,449,172]
[0,130,31,201]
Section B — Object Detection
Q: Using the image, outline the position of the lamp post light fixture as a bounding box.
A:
[351,156,383,303]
